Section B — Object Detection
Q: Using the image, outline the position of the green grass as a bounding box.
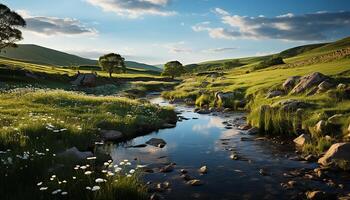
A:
[0,57,162,77]
[164,36,350,155]
[0,88,176,200]
[0,44,161,72]
[0,88,176,149]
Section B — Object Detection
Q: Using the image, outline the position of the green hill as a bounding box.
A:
[185,37,350,73]
[0,44,161,72]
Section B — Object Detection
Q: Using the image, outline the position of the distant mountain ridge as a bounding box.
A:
[0,44,161,72]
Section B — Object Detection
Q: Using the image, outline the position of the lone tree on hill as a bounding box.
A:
[98,53,126,78]
[162,61,185,79]
[0,4,26,51]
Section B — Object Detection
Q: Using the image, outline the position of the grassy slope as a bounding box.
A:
[163,36,350,154]
[0,57,163,78]
[0,44,161,72]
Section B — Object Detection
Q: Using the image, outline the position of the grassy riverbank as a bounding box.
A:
[0,52,178,200]
[162,37,350,155]
[0,88,176,199]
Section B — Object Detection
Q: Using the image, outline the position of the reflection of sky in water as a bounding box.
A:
[108,97,316,200]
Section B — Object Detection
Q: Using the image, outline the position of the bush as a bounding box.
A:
[253,56,285,70]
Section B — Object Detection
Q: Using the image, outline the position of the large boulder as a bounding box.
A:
[291,72,328,94]
[266,90,284,98]
[318,143,350,166]
[71,73,97,87]
[283,76,301,90]
[293,134,311,146]
[58,147,93,160]
[100,130,123,141]
[146,138,167,148]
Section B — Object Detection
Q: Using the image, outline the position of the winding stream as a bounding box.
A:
[106,96,344,200]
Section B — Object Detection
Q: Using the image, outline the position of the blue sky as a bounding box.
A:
[1,0,350,64]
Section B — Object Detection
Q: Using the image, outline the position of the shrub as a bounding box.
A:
[253,56,285,70]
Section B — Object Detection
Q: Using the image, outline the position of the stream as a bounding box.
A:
[106,96,346,200]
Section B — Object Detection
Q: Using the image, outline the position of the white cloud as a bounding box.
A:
[155,41,192,54]
[86,0,176,18]
[17,10,97,36]
[194,8,350,41]
[213,8,229,16]
[203,47,237,53]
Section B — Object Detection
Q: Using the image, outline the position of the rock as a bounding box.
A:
[281,180,297,189]
[274,99,310,110]
[266,90,284,98]
[181,174,192,181]
[161,123,176,129]
[187,179,203,186]
[25,71,39,79]
[71,73,97,87]
[58,147,93,160]
[159,164,174,173]
[199,166,208,174]
[100,130,123,141]
[241,137,254,141]
[306,87,318,96]
[305,191,330,200]
[337,83,347,90]
[146,138,167,148]
[128,144,147,148]
[247,127,259,135]
[238,124,251,130]
[283,76,301,90]
[318,143,350,167]
[230,154,239,160]
[223,108,231,112]
[328,114,343,124]
[291,72,328,94]
[150,193,161,200]
[293,134,311,146]
[259,168,268,176]
[196,109,211,114]
[315,120,327,135]
[318,81,333,92]
[304,154,316,162]
[180,169,188,174]
[157,181,170,190]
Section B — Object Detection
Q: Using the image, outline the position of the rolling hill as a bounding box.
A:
[0,44,161,72]
[184,37,350,72]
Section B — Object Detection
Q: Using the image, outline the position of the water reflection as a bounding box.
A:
[107,97,314,200]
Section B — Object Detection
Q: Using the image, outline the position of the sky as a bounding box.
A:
[1,0,350,65]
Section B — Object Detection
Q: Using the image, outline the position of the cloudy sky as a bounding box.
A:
[2,0,350,64]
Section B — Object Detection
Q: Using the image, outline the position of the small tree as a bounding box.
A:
[0,4,26,51]
[161,61,185,79]
[98,53,126,78]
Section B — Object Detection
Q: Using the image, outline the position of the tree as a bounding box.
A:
[98,53,126,78]
[161,61,185,79]
[0,4,26,51]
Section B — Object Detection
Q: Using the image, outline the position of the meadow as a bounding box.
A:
[0,59,177,199]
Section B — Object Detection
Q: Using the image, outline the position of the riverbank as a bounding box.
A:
[107,97,350,200]
[0,88,177,200]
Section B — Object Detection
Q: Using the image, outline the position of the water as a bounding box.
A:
[109,97,319,199]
